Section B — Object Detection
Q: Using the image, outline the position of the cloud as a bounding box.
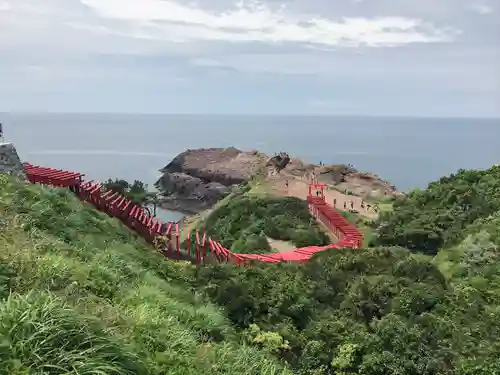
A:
[469,3,493,14]
[0,0,498,117]
[79,0,458,47]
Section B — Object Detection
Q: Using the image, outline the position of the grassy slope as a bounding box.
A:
[191,183,330,254]
[0,174,289,375]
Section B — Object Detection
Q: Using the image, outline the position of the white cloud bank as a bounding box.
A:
[80,0,459,47]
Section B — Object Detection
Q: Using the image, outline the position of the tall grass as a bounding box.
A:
[0,175,289,375]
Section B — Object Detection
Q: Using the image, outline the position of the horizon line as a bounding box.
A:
[1,111,499,120]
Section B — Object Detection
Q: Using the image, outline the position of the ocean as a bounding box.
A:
[2,113,499,222]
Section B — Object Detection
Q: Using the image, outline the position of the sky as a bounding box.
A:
[0,0,499,117]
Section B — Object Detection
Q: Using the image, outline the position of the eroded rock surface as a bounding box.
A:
[156,147,402,214]
[313,164,401,198]
[156,147,265,213]
[0,142,27,181]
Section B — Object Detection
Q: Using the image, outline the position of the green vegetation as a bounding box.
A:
[193,165,500,374]
[103,178,160,215]
[0,175,287,374]
[338,210,376,247]
[195,247,500,374]
[3,163,500,375]
[195,184,329,254]
[374,166,500,254]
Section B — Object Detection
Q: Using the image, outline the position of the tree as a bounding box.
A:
[373,165,500,254]
[103,178,161,216]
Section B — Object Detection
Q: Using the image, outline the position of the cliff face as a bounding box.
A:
[0,142,27,181]
[156,147,265,213]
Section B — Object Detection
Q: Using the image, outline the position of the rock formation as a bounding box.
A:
[266,152,291,173]
[156,147,401,214]
[156,147,266,213]
[0,142,27,181]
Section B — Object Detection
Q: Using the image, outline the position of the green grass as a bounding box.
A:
[192,183,330,254]
[338,210,376,247]
[0,174,290,375]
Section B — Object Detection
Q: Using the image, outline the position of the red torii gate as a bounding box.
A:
[22,163,364,265]
[308,183,327,202]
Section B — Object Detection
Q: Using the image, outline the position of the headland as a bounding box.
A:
[155,146,402,216]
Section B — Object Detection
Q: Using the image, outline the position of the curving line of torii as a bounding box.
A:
[22,163,363,265]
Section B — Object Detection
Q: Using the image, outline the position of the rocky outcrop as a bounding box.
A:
[314,164,401,198]
[0,142,27,181]
[156,147,402,214]
[156,147,266,213]
[266,153,291,173]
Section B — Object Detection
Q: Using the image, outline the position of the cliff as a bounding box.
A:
[156,147,400,214]
[0,142,27,181]
[156,147,266,213]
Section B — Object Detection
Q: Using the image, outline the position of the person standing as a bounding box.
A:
[0,122,3,142]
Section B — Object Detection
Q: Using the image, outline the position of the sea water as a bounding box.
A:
[3,113,499,222]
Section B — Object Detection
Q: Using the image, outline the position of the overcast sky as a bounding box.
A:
[1,0,499,116]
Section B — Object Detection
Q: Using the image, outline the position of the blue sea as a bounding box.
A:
[3,113,499,222]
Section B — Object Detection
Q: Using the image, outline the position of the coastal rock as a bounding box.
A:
[266,153,291,172]
[315,164,401,197]
[0,142,27,181]
[156,172,231,213]
[156,147,402,214]
[156,147,265,213]
[160,147,264,185]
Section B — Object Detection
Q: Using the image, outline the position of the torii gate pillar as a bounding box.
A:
[308,183,327,202]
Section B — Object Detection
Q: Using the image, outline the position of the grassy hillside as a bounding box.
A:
[3,164,500,375]
[0,174,288,375]
[374,165,500,254]
[191,166,500,375]
[192,183,330,254]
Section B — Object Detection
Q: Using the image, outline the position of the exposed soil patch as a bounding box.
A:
[266,237,296,253]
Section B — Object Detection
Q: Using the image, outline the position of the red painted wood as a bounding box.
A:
[25,164,364,264]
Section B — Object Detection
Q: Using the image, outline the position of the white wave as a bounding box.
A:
[26,149,173,157]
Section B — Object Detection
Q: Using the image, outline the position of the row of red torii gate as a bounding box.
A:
[22,163,363,265]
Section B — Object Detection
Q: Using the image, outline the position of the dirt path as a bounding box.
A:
[264,170,378,220]
[267,237,295,253]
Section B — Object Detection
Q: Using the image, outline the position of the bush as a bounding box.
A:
[232,233,272,253]
[198,193,329,254]
[195,245,500,374]
[374,165,500,254]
